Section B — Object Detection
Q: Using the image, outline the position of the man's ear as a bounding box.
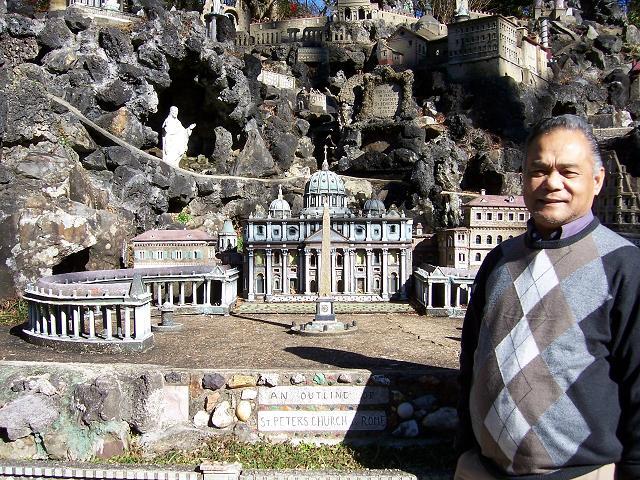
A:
[593,166,605,196]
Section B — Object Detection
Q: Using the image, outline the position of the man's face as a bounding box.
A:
[523,127,605,236]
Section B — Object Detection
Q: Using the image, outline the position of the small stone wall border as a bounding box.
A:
[0,465,429,480]
[0,465,200,480]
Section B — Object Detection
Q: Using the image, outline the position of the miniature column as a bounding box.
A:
[349,249,357,292]
[381,248,389,299]
[399,249,407,298]
[60,307,67,337]
[282,248,289,295]
[427,280,433,308]
[88,308,96,339]
[179,282,185,305]
[265,249,273,297]
[50,306,57,336]
[444,281,451,308]
[330,248,337,294]
[156,283,162,306]
[206,279,212,305]
[192,281,198,304]
[167,283,174,305]
[105,308,113,340]
[304,248,311,294]
[343,248,351,294]
[365,249,373,294]
[382,220,388,241]
[72,307,81,338]
[248,250,255,300]
[456,285,461,308]
[124,307,131,339]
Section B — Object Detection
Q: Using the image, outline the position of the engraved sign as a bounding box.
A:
[258,386,389,405]
[258,410,387,432]
[297,47,329,63]
[372,83,401,118]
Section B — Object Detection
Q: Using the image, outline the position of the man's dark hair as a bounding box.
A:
[525,114,603,171]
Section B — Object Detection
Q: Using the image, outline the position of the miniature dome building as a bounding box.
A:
[302,160,350,216]
[243,160,414,303]
[363,198,386,216]
[269,186,292,219]
[218,219,238,251]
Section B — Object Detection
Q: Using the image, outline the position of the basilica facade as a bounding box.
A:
[243,162,413,302]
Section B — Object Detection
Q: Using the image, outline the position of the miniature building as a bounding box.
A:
[593,152,640,246]
[413,264,476,315]
[377,27,429,68]
[437,190,530,268]
[243,166,413,302]
[131,229,217,268]
[218,219,238,252]
[446,14,550,85]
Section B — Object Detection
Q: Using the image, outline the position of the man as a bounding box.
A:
[455,114,640,480]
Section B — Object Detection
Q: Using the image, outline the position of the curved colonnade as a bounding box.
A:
[22,265,239,352]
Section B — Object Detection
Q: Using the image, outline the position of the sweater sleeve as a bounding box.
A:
[609,247,640,480]
[455,247,501,454]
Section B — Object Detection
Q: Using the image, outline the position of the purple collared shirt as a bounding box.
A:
[528,211,595,241]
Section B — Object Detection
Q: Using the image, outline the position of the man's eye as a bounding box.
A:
[563,171,579,177]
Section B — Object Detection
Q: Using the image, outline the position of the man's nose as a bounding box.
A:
[545,170,564,190]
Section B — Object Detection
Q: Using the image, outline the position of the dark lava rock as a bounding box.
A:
[96,79,134,110]
[64,7,92,32]
[202,373,226,390]
[100,27,134,62]
[74,376,122,425]
[37,17,74,51]
[594,34,622,54]
[80,149,108,171]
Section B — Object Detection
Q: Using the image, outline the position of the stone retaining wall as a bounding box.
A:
[0,362,458,462]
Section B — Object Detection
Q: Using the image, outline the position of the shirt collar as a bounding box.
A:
[527,211,595,242]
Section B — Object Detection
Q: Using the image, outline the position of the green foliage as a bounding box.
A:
[176,209,192,225]
[236,234,244,253]
[103,438,457,471]
[0,298,28,326]
[629,0,640,27]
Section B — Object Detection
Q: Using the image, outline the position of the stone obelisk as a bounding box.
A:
[314,198,336,322]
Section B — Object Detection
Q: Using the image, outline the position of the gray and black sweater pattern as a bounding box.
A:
[458,218,640,479]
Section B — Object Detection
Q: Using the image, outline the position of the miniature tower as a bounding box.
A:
[454,0,470,21]
[218,219,237,252]
[314,199,336,322]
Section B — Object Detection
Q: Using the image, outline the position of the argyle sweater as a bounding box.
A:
[457,218,640,480]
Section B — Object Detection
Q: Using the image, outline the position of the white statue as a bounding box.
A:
[162,106,195,167]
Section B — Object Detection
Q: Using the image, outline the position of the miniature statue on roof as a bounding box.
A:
[162,106,196,167]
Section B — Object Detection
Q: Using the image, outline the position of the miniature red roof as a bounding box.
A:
[464,194,526,208]
[131,229,215,242]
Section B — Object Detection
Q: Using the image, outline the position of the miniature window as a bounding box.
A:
[374,251,381,265]
[289,227,297,237]
[475,253,481,261]
[174,250,183,260]
[508,235,513,239]
[487,212,493,220]
[136,251,144,260]
[476,212,481,220]
[255,252,265,266]
[356,251,365,265]
[273,251,281,265]
[519,213,525,221]
[487,235,492,244]
[390,225,397,234]
[389,251,398,264]
[497,235,503,244]
[194,251,201,259]
[155,251,163,260]
[257,225,265,236]
[356,226,365,236]
[475,235,481,244]
[508,213,514,221]
[459,253,465,261]
[310,254,317,267]
[337,254,343,267]
[497,213,503,220]
[273,228,280,237]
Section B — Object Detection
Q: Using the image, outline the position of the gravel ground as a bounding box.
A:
[0,312,462,371]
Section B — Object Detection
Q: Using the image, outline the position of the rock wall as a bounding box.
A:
[0,362,458,460]
[1,3,639,299]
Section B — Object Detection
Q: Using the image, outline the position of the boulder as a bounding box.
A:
[74,376,122,425]
[0,394,59,440]
[202,373,226,391]
[99,27,135,62]
[210,401,234,428]
[122,372,165,434]
[64,7,92,32]
[594,34,622,54]
[37,17,74,51]
[422,407,457,433]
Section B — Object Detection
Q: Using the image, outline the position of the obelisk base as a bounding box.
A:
[290,298,358,336]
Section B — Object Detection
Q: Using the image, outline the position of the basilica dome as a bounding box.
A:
[364,198,386,216]
[268,186,291,218]
[301,159,351,217]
